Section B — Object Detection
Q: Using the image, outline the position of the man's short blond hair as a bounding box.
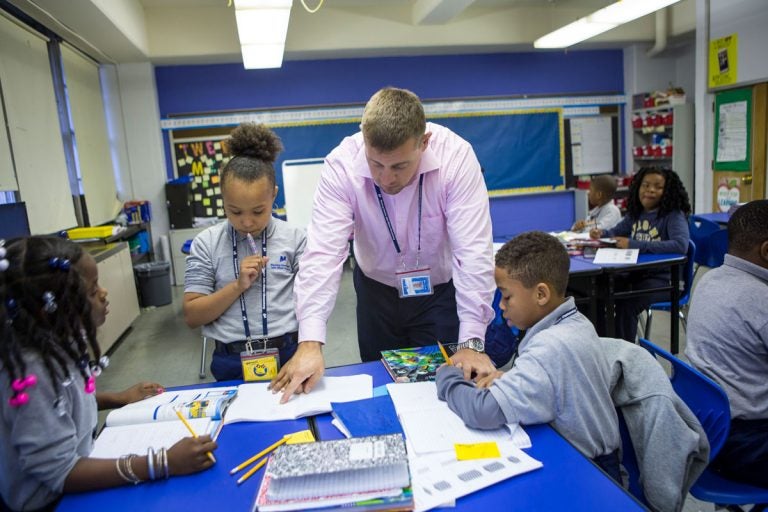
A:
[361,87,426,151]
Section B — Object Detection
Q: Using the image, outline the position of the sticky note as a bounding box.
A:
[211,175,220,184]
[206,188,214,196]
[186,156,193,164]
[206,207,213,216]
[202,174,209,182]
[216,208,224,217]
[214,142,221,150]
[190,182,198,190]
[177,159,185,167]
[202,198,211,206]
[213,186,221,194]
[195,176,203,183]
[194,193,202,201]
[216,198,223,206]
[285,430,315,444]
[215,153,223,161]
[454,442,500,461]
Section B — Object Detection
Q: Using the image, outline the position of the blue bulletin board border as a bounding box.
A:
[165,96,620,209]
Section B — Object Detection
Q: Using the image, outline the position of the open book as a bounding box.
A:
[224,375,372,423]
[104,386,238,427]
[92,387,236,459]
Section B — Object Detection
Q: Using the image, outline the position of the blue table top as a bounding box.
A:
[572,252,685,271]
[58,362,645,512]
[321,362,645,511]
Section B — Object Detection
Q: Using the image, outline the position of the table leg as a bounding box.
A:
[606,274,615,337]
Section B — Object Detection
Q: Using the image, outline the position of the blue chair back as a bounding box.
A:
[689,216,720,267]
[638,338,730,459]
[651,240,696,309]
[707,228,729,268]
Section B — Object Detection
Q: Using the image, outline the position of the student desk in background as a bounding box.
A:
[321,362,646,512]
[59,363,645,512]
[693,212,729,226]
[572,252,686,354]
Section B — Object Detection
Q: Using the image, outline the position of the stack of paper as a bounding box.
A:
[252,434,412,512]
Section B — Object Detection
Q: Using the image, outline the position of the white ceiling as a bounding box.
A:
[7,0,696,65]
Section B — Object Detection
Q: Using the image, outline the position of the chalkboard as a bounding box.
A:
[172,138,229,218]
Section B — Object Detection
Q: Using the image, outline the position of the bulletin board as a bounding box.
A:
[173,137,229,217]
[166,105,566,212]
[713,87,752,171]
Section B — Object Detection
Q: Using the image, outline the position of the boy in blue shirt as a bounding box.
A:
[436,231,622,480]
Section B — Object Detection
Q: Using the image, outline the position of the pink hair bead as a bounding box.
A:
[23,375,37,387]
[11,379,25,392]
[8,392,29,407]
[84,376,96,394]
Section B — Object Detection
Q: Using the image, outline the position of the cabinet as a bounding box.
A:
[169,226,210,286]
[631,103,694,201]
[92,243,140,353]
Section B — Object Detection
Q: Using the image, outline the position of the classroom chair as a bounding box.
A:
[689,216,722,278]
[707,228,729,269]
[638,338,768,512]
[643,240,696,339]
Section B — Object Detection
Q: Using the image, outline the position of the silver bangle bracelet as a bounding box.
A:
[162,447,170,479]
[147,447,156,481]
[115,456,132,484]
[123,454,143,485]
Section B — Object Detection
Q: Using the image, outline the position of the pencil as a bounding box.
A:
[236,456,269,485]
[229,436,287,475]
[174,409,217,463]
[437,340,452,366]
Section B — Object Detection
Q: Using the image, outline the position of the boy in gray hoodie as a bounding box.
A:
[436,231,622,480]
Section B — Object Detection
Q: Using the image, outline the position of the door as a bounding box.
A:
[712,83,767,211]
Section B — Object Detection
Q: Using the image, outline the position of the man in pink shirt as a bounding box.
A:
[270,87,496,402]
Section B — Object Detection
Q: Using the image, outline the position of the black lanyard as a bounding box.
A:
[374,174,424,260]
[231,227,268,343]
[511,307,578,367]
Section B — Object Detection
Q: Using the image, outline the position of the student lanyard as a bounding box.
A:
[510,307,579,367]
[374,174,424,268]
[231,227,268,345]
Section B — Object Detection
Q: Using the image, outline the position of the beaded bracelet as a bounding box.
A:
[147,447,156,481]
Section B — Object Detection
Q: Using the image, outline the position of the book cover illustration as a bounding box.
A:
[380,345,452,383]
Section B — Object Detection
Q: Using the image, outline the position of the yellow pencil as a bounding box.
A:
[236,456,269,485]
[174,408,217,463]
[230,436,287,474]
[437,340,453,366]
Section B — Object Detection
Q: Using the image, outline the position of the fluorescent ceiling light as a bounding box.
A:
[234,0,293,69]
[534,0,681,49]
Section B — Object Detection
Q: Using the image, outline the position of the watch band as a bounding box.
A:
[457,337,485,353]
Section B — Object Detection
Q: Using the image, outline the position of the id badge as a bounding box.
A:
[240,348,280,381]
[396,267,433,298]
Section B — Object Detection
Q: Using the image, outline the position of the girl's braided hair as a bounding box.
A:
[0,237,100,397]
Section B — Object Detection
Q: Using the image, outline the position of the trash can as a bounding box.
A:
[134,261,172,307]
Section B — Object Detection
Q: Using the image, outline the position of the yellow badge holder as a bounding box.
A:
[240,338,280,381]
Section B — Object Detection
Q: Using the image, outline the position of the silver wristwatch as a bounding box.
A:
[457,337,485,353]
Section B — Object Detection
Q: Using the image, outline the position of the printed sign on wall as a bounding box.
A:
[709,34,738,89]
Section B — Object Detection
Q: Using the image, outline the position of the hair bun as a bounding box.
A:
[227,123,283,163]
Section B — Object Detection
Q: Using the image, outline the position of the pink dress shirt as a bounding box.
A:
[295,123,495,344]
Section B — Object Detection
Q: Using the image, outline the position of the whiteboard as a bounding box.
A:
[281,158,324,229]
[569,116,614,176]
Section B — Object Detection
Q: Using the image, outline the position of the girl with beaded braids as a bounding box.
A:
[0,237,217,512]
[589,166,691,342]
[183,123,306,381]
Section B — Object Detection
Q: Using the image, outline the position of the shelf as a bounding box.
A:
[632,103,684,114]
[634,156,673,161]
[633,126,673,134]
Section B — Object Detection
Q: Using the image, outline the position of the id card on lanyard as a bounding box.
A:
[375,174,433,298]
[231,228,280,381]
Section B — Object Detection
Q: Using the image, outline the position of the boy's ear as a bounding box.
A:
[535,282,552,306]
[759,240,768,264]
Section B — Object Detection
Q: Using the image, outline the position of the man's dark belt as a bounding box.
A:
[213,331,298,355]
